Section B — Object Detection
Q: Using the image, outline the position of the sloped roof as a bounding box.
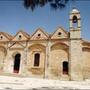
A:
[12,30,30,41]
[21,30,30,38]
[50,27,68,39]
[9,41,25,49]
[0,32,13,40]
[82,39,90,46]
[30,28,49,39]
[17,30,30,38]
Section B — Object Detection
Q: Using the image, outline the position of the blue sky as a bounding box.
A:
[0,0,90,40]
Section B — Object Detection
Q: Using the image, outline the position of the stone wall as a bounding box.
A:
[82,48,90,79]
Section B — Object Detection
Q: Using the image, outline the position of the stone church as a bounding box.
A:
[0,8,90,81]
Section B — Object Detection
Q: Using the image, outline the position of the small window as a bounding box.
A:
[38,34,41,37]
[18,35,22,39]
[63,61,68,74]
[34,53,40,66]
[58,32,61,35]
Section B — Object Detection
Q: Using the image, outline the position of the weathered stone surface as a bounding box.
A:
[0,8,90,81]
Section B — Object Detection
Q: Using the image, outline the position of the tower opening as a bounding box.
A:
[72,15,78,28]
[73,15,78,23]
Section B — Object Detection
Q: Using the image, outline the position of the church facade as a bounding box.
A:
[0,9,90,81]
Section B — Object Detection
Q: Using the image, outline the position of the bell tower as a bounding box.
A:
[69,8,83,80]
[70,8,81,39]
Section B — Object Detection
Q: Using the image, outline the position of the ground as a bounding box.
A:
[0,76,90,90]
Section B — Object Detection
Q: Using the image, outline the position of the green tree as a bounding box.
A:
[24,0,75,11]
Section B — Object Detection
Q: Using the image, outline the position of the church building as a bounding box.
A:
[0,8,90,81]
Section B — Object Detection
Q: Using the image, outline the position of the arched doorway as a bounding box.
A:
[13,53,21,73]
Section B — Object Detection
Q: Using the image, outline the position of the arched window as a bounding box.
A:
[34,53,40,66]
[13,53,21,73]
[63,61,68,74]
